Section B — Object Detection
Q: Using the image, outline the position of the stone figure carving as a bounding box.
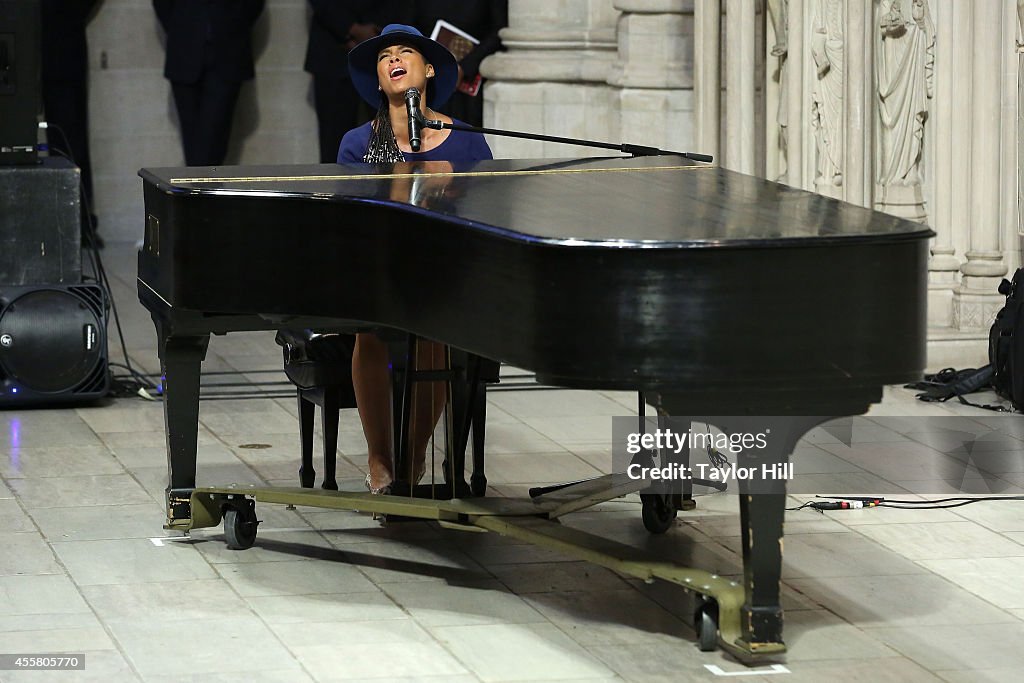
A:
[875,0,935,213]
[810,0,844,195]
[1018,0,1023,52]
[767,0,788,181]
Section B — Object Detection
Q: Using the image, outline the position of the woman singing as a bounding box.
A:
[341,24,492,494]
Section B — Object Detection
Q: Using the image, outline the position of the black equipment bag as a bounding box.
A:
[989,268,1024,411]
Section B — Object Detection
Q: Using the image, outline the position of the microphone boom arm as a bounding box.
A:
[419,115,713,163]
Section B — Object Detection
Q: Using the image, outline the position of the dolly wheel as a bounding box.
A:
[224,505,258,550]
[694,600,719,652]
[641,494,677,534]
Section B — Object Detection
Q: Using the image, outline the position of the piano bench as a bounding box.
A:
[275,329,497,496]
[275,329,358,491]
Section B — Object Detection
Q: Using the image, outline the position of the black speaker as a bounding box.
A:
[0,283,109,406]
[0,0,41,165]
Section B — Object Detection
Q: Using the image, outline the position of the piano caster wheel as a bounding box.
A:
[223,501,259,550]
[694,599,719,652]
[641,494,677,534]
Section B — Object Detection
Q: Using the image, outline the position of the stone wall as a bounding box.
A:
[85,0,317,243]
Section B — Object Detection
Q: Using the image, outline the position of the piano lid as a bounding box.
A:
[138,156,934,248]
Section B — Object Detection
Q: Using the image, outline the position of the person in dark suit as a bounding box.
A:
[305,1,406,163]
[41,0,101,246]
[153,0,265,166]
[406,1,507,126]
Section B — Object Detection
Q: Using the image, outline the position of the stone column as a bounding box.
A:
[843,0,872,209]
[694,0,721,159]
[609,1,695,153]
[953,0,1009,330]
[480,0,620,158]
[785,0,805,189]
[1018,0,1024,248]
[925,0,959,327]
[724,0,756,173]
[764,0,786,181]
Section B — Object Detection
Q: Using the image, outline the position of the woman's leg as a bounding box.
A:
[352,332,394,489]
[407,340,448,481]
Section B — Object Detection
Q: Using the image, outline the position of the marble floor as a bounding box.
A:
[1,244,1024,682]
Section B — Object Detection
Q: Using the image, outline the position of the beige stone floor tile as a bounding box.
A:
[0,499,33,533]
[246,591,405,625]
[937,669,1024,683]
[785,470,914,496]
[98,426,219,450]
[893,478,1024,495]
[9,474,152,509]
[916,556,1024,609]
[52,537,216,585]
[719,531,926,579]
[0,650,140,683]
[487,560,632,595]
[429,622,615,681]
[863,622,1024,671]
[270,617,435,650]
[780,609,900,661]
[477,421,571,455]
[289,641,469,681]
[743,657,942,683]
[485,451,602,485]
[0,446,124,479]
[322,539,490,585]
[488,390,626,419]
[142,671,312,683]
[786,574,1017,627]
[0,411,104,450]
[583,640,741,683]
[29,503,166,542]
[854,521,1024,560]
[382,579,547,627]
[106,615,302,678]
[520,416,613,445]
[81,579,250,622]
[215,558,379,597]
[952,501,1024,532]
[0,574,91,616]
[0,532,61,576]
[522,588,691,646]
[0,625,116,653]
[75,400,166,434]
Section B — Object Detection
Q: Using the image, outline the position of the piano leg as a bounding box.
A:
[737,488,786,649]
[157,326,210,528]
[730,416,822,652]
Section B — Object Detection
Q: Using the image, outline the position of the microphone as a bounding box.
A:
[404,88,422,152]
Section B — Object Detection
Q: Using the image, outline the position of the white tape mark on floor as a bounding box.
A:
[705,664,791,677]
[149,537,192,547]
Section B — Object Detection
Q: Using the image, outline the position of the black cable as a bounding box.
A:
[790,494,1024,512]
[43,127,154,399]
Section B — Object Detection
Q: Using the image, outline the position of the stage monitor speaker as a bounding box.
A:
[0,0,41,165]
[0,283,110,406]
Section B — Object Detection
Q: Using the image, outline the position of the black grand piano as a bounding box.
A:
[138,155,931,657]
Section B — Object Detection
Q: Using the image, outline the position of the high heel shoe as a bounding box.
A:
[364,473,392,496]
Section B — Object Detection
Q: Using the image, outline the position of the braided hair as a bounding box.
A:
[363,95,406,163]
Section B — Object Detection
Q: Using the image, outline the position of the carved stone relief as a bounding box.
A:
[767,0,788,181]
[874,0,935,222]
[810,0,844,197]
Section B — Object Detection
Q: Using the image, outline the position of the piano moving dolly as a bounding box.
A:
[180,477,784,661]
[640,492,678,534]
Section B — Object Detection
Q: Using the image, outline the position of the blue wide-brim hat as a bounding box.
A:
[348,24,459,110]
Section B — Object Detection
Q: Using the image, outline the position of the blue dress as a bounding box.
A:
[337,119,493,164]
